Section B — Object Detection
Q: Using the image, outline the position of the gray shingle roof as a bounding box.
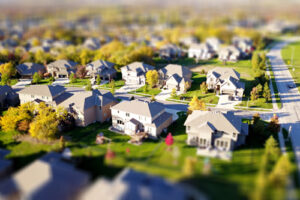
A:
[16,63,45,76]
[184,111,241,134]
[208,67,240,81]
[59,90,116,113]
[18,85,66,98]
[121,62,155,73]
[47,60,77,71]
[160,64,192,80]
[111,99,165,118]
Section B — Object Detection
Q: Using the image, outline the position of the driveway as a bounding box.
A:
[12,79,32,90]
[156,89,172,101]
[116,84,143,94]
[52,78,69,86]
[216,95,241,109]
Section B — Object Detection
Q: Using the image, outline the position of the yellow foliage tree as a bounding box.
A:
[0,62,16,78]
[188,96,206,112]
[182,157,197,176]
[146,70,159,88]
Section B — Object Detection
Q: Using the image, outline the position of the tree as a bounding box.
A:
[264,135,280,163]
[76,65,87,79]
[0,62,16,80]
[17,119,30,133]
[171,88,177,98]
[165,133,174,146]
[251,52,260,71]
[250,87,258,101]
[182,157,197,176]
[263,82,271,102]
[151,94,156,102]
[69,73,76,84]
[59,136,66,150]
[143,84,149,93]
[200,82,208,94]
[188,96,206,112]
[79,49,90,65]
[269,155,292,187]
[31,38,40,47]
[252,113,261,124]
[32,72,41,84]
[184,81,190,93]
[268,114,280,133]
[0,74,9,85]
[256,84,263,97]
[146,70,159,88]
[259,53,266,70]
[110,80,116,94]
[29,103,59,140]
[85,82,92,91]
[96,75,101,85]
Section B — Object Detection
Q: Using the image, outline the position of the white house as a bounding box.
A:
[121,62,155,85]
[218,45,241,62]
[206,67,244,98]
[188,43,215,61]
[110,100,173,138]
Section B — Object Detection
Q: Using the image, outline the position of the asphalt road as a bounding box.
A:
[267,37,300,180]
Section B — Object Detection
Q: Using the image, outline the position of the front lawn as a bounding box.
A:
[98,80,125,90]
[169,73,219,104]
[129,85,161,96]
[65,78,90,87]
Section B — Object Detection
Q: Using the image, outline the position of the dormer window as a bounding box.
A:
[126,113,130,117]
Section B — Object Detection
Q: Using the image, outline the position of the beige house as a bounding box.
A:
[16,62,46,78]
[0,85,19,109]
[47,60,78,78]
[18,85,66,105]
[121,62,155,85]
[188,43,215,61]
[184,110,248,152]
[159,64,192,92]
[59,90,117,127]
[218,45,241,62]
[18,85,117,127]
[110,100,173,138]
[206,67,244,98]
[86,60,116,80]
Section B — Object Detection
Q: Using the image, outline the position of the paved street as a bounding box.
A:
[267,37,300,181]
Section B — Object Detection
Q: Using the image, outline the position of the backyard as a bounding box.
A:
[0,112,296,199]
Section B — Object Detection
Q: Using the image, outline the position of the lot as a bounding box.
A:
[0,111,292,200]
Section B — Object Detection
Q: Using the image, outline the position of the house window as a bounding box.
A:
[31,95,34,98]
[233,133,236,138]
[126,113,130,117]
[117,120,124,125]
[220,141,224,147]
[187,126,190,131]
[224,142,228,148]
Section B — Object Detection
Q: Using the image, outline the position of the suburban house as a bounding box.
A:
[80,168,188,200]
[188,43,215,61]
[18,85,117,127]
[16,62,46,78]
[218,45,241,62]
[110,100,173,138]
[205,37,223,52]
[86,60,117,80]
[83,37,101,50]
[0,152,90,200]
[159,64,192,92]
[179,36,198,47]
[0,85,19,109]
[184,110,248,152]
[121,62,155,85]
[59,90,118,127]
[18,85,66,105]
[159,44,182,60]
[47,60,78,78]
[232,36,253,57]
[206,67,245,98]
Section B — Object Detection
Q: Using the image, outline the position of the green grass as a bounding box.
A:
[98,80,125,90]
[129,85,161,96]
[281,41,300,92]
[269,67,282,109]
[9,79,19,86]
[34,78,53,85]
[169,73,219,104]
[192,58,273,109]
[65,78,90,87]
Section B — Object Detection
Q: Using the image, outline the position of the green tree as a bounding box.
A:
[69,73,76,84]
[110,80,116,94]
[0,62,16,80]
[32,72,41,84]
[184,81,190,93]
[251,52,261,71]
[263,82,271,102]
[96,75,101,85]
[143,84,149,93]
[264,135,280,163]
[85,82,92,91]
[250,87,258,101]
[269,155,292,187]
[171,88,177,98]
[200,82,208,94]
[256,84,263,97]
[268,114,280,133]
[259,53,266,70]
